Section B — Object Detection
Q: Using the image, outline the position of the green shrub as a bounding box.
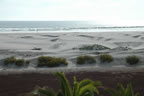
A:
[76,55,96,64]
[37,56,68,67]
[15,59,25,66]
[4,56,29,67]
[99,54,113,63]
[126,55,140,65]
[4,56,16,65]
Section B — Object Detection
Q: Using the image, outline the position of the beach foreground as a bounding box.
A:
[0,70,144,96]
[0,32,144,95]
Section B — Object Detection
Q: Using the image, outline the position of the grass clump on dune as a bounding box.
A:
[37,56,68,67]
[99,54,113,63]
[4,56,29,67]
[76,55,96,65]
[78,44,110,50]
[4,56,16,65]
[15,59,25,66]
[126,55,140,65]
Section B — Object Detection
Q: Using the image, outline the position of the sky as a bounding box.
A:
[0,0,144,25]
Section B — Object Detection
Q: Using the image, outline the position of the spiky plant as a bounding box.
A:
[55,72,73,96]
[23,87,56,96]
[73,76,101,96]
[106,83,140,96]
[55,72,101,96]
[32,87,56,96]
[30,72,101,96]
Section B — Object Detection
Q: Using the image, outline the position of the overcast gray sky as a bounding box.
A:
[0,0,144,25]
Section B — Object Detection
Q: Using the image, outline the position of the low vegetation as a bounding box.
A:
[73,44,110,50]
[24,72,140,96]
[4,56,29,67]
[37,56,68,67]
[99,54,113,63]
[76,55,96,64]
[106,83,140,96]
[25,72,101,96]
[15,59,25,66]
[126,55,140,65]
[4,56,16,65]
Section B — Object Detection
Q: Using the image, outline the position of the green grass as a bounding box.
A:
[126,55,140,65]
[99,54,113,63]
[37,56,68,67]
[76,55,96,65]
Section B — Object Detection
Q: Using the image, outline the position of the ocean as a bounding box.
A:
[0,21,144,33]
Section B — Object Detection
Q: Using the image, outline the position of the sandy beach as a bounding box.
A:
[0,32,144,70]
[1,0,144,95]
[0,32,144,95]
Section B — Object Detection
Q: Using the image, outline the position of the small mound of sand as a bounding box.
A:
[51,43,66,49]
[140,37,144,40]
[124,34,131,36]
[73,44,110,51]
[97,37,104,40]
[112,47,132,51]
[114,42,143,48]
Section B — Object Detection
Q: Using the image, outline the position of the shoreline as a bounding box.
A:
[0,30,144,34]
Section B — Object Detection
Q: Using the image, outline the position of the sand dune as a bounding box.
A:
[0,32,144,71]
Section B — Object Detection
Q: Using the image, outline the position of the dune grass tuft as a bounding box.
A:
[126,55,140,65]
[4,56,16,65]
[76,55,96,65]
[15,59,25,66]
[37,56,68,67]
[4,56,29,67]
[99,54,113,63]
[78,44,110,50]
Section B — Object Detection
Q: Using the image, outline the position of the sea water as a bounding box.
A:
[0,21,144,33]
